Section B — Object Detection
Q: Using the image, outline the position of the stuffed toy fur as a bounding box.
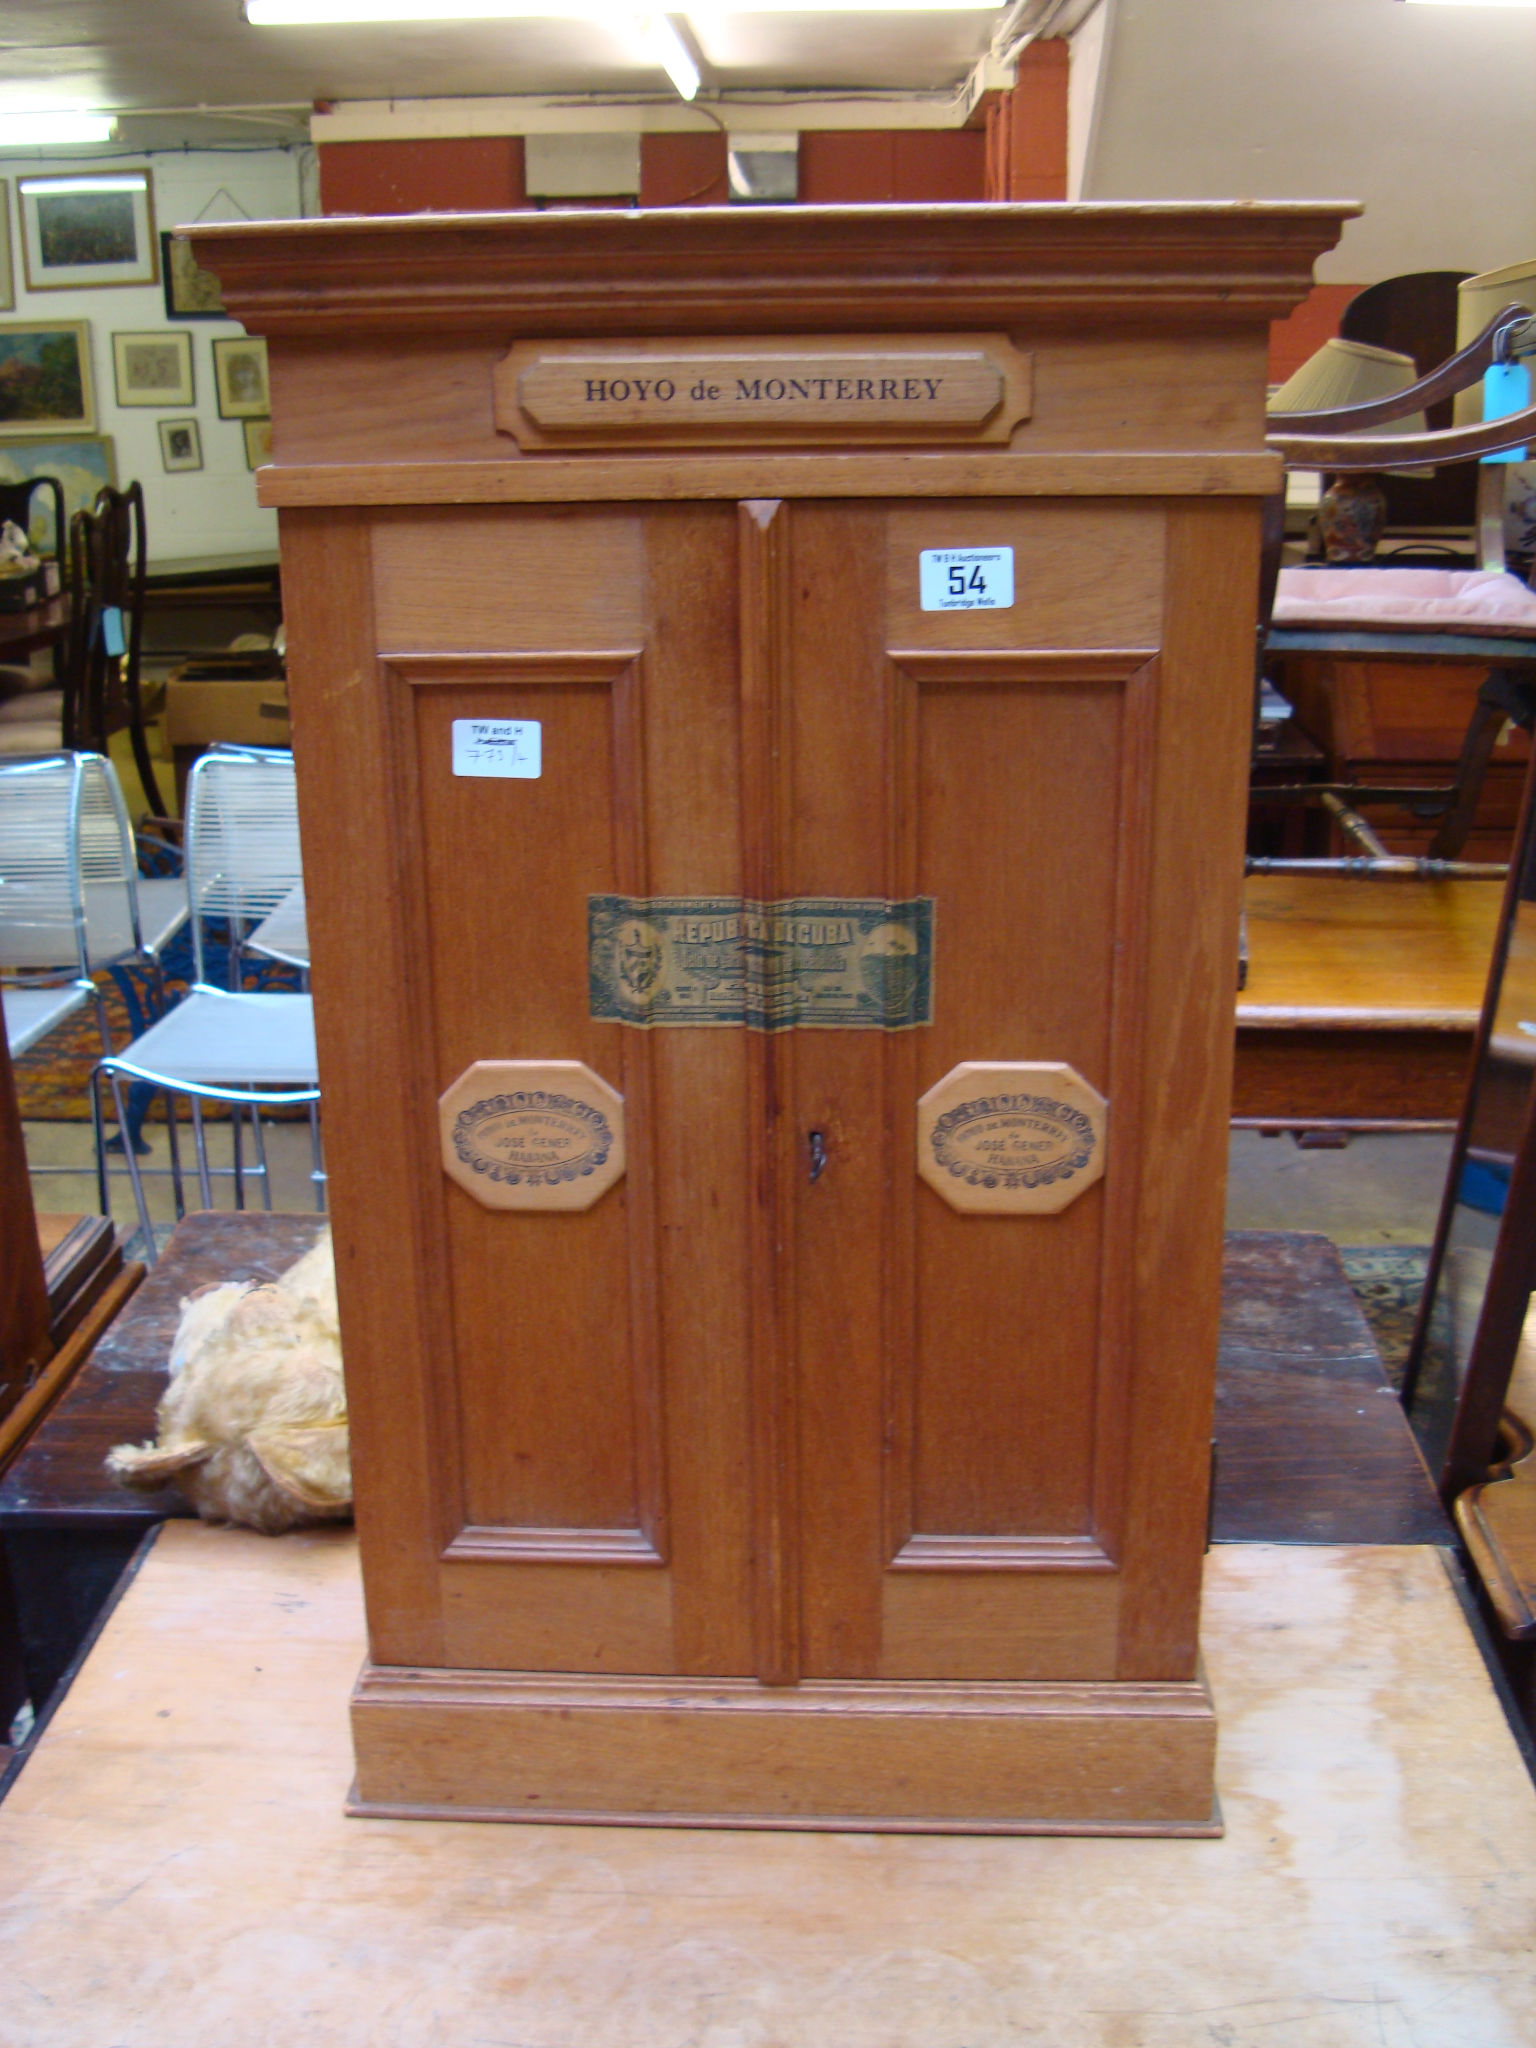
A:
[108,1230,351,1534]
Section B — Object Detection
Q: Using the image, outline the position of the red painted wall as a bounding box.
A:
[985,42,1069,202]
[797,129,986,204]
[640,133,729,207]
[1268,282,1361,385]
[318,137,528,214]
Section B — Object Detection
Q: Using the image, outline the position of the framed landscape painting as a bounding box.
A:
[19,170,158,292]
[0,322,95,436]
[113,330,194,408]
[213,335,269,419]
[0,436,115,554]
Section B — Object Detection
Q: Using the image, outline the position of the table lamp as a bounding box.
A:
[1269,337,1427,561]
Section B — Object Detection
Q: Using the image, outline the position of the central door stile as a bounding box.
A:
[739,498,802,1686]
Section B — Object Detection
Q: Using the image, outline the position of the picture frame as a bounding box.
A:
[158,417,203,474]
[0,321,95,437]
[113,330,194,409]
[18,170,158,292]
[0,183,13,313]
[213,336,269,419]
[243,418,273,470]
[0,436,116,554]
[161,231,226,320]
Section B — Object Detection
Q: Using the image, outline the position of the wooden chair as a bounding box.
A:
[65,485,166,819]
[0,474,70,756]
[1259,301,1536,876]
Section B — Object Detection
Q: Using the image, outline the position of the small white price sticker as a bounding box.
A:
[919,547,1014,612]
[452,719,542,779]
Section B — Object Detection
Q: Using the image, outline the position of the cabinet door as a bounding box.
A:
[753,499,1256,1686]
[287,493,1254,1689]
[286,503,760,1677]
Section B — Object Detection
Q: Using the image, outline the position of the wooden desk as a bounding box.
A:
[1234,873,1500,1128]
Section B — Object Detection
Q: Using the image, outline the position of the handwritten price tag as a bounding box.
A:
[452,719,542,779]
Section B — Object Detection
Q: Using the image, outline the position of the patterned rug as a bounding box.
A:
[1337,1243,1431,1390]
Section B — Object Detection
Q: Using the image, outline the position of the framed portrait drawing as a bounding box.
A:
[19,171,158,292]
[213,336,269,419]
[112,330,194,408]
[159,418,203,473]
[0,185,13,312]
[0,322,95,437]
[0,436,116,553]
[243,418,274,470]
[161,232,226,320]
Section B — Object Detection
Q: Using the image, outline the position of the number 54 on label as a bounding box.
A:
[918,546,1014,612]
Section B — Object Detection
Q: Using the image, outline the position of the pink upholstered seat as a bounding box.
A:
[1273,567,1536,637]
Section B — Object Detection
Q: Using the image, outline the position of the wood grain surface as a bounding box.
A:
[254,203,1344,1828]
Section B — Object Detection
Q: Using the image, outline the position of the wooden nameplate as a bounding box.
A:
[348,1664,1220,1835]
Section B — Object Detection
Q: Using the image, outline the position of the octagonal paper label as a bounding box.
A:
[917,1061,1107,1215]
[439,1060,625,1212]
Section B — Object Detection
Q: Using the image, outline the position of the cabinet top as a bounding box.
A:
[186,200,1357,341]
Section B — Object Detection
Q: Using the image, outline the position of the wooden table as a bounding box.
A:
[3,1527,1533,2045]
[1268,625,1536,864]
[0,593,68,667]
[1234,872,1500,1128]
[0,1209,1447,1770]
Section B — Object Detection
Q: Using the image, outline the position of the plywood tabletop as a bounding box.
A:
[0,1525,1530,2047]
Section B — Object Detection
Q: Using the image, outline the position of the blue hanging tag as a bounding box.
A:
[101,604,125,656]
[1481,361,1530,464]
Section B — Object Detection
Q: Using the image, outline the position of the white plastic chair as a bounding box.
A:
[93,746,323,1256]
[0,750,183,1059]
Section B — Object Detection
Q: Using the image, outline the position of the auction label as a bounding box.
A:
[919,547,1014,612]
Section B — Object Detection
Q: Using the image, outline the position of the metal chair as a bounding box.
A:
[0,751,176,1062]
[93,746,323,1258]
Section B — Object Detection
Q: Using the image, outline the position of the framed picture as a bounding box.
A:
[158,417,202,474]
[0,184,13,313]
[18,170,158,292]
[213,337,269,419]
[0,436,115,554]
[243,418,273,470]
[0,321,95,437]
[161,232,225,320]
[112,330,194,408]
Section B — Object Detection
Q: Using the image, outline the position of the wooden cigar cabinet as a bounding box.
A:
[192,202,1351,1832]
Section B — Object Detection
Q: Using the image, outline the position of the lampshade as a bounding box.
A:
[1455,257,1536,426]
[1267,337,1428,439]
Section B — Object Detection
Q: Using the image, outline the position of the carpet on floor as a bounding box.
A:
[1337,1243,1431,1390]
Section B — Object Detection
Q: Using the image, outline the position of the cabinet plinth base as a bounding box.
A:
[348,1662,1221,1836]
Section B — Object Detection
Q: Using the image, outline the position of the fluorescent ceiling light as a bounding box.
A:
[634,13,700,97]
[246,0,988,16]
[1401,1,1536,8]
[18,174,145,195]
[0,110,114,147]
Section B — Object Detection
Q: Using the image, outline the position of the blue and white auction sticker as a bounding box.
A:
[919,547,1014,612]
[452,719,542,779]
